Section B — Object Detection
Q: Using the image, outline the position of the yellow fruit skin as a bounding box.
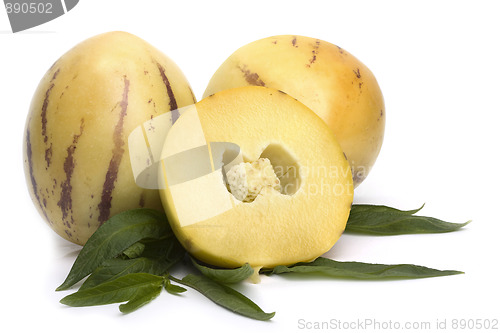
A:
[159,87,353,269]
[23,31,196,245]
[203,35,385,187]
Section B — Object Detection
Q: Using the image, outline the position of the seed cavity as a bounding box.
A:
[226,158,281,202]
[225,144,301,202]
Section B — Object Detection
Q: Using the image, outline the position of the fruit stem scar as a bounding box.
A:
[98,76,129,225]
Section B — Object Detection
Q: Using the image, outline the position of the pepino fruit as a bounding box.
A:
[203,35,385,187]
[159,86,353,269]
[23,31,196,245]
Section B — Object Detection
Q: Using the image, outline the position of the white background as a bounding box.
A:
[1,1,499,332]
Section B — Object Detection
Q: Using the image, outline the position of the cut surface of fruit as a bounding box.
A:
[159,86,353,269]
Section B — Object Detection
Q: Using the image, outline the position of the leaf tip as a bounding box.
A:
[118,304,134,314]
[440,269,464,277]
[451,219,471,231]
[258,311,276,321]
[55,283,68,292]
[59,295,71,306]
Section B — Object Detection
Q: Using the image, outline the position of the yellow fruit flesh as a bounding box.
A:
[24,31,196,245]
[159,87,353,268]
[203,35,385,187]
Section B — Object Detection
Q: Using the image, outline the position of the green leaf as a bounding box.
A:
[80,235,186,291]
[176,274,275,321]
[268,257,463,279]
[122,242,146,259]
[57,209,171,291]
[60,273,164,310]
[164,279,187,294]
[141,236,186,262]
[119,284,163,314]
[345,204,471,235]
[191,258,255,284]
[79,257,171,291]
